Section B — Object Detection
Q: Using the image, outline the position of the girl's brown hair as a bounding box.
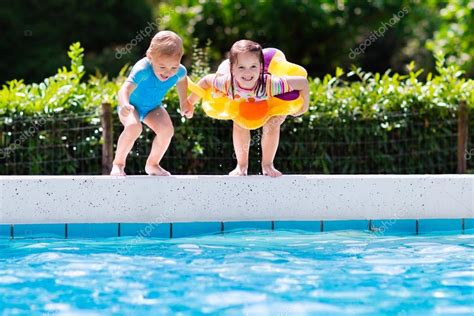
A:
[229,40,266,99]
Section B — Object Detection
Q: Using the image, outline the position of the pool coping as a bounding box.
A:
[1,175,472,225]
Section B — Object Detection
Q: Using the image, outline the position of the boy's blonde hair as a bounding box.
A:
[146,31,183,58]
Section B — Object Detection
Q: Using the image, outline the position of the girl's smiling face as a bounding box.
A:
[150,54,181,81]
[232,51,262,89]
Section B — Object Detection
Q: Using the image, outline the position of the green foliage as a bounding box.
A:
[0,43,125,175]
[0,44,472,175]
[294,57,473,174]
[0,0,153,83]
[156,0,415,75]
[190,38,212,80]
[426,0,474,77]
[0,43,124,116]
[154,0,473,78]
[3,0,472,86]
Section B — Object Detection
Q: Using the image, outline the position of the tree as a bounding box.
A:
[0,0,153,83]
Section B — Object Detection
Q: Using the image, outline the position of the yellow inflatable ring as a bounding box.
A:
[188,48,307,130]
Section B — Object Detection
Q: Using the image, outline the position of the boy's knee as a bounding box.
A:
[153,124,174,139]
[125,123,143,137]
[165,125,174,139]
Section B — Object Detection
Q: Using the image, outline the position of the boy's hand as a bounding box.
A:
[119,104,135,116]
[180,101,194,119]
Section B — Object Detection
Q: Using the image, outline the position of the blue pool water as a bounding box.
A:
[1,230,473,315]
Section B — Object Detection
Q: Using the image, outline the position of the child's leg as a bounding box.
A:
[143,107,174,176]
[111,109,142,176]
[261,115,286,177]
[229,122,250,176]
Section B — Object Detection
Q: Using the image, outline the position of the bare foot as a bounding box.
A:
[262,164,282,177]
[229,165,248,176]
[110,164,126,176]
[145,164,171,176]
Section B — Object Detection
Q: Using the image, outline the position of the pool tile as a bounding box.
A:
[120,223,170,238]
[14,224,65,238]
[418,219,462,233]
[323,220,369,232]
[67,223,119,238]
[223,221,272,232]
[172,222,222,238]
[371,220,416,234]
[274,221,321,232]
[464,218,474,231]
[0,225,11,239]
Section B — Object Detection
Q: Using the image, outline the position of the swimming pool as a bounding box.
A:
[1,230,473,315]
[1,175,472,314]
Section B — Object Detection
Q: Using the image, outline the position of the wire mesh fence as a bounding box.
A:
[0,112,102,175]
[0,106,470,175]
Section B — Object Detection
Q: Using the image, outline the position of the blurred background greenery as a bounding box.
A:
[0,0,472,175]
[1,0,472,83]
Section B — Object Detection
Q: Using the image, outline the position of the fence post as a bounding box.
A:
[101,103,113,175]
[457,101,468,174]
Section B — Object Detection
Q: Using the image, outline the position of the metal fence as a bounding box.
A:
[0,103,471,175]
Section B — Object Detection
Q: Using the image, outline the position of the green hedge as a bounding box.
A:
[0,43,472,175]
[157,0,473,78]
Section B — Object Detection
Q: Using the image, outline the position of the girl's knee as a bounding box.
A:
[264,115,286,131]
[273,115,286,125]
[233,122,250,135]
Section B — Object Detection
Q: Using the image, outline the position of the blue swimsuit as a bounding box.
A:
[126,57,187,120]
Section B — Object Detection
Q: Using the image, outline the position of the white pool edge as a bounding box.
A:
[1,175,473,224]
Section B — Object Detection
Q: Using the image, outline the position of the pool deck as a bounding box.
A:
[1,175,472,224]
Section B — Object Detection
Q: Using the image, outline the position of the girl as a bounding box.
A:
[189,40,309,177]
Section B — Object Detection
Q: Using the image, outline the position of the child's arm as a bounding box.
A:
[286,76,310,116]
[117,81,137,116]
[176,77,193,119]
[187,74,216,106]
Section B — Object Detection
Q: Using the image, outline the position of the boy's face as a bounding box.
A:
[150,54,181,81]
[232,52,261,90]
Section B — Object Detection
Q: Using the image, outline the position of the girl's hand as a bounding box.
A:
[187,93,201,107]
[291,109,306,117]
[292,98,309,116]
[292,107,307,117]
[119,104,135,116]
[285,76,310,117]
[187,74,216,106]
